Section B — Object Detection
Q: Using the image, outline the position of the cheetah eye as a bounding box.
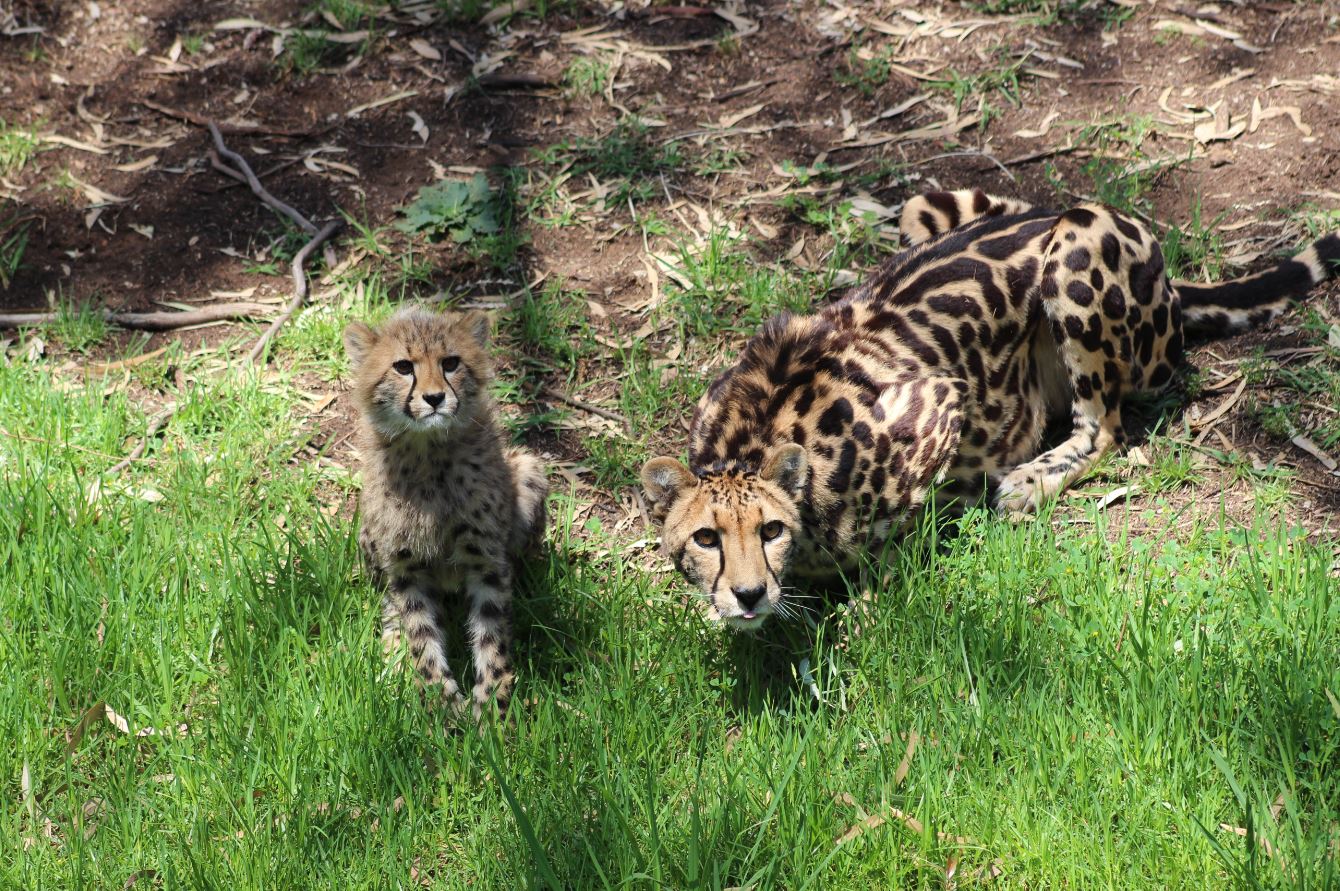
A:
[441,356,460,373]
[392,359,414,376]
[692,528,720,549]
[760,520,784,541]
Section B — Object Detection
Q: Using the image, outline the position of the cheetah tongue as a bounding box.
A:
[742,611,757,619]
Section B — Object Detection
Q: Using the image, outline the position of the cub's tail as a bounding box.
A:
[1174,232,1340,336]
[506,447,548,554]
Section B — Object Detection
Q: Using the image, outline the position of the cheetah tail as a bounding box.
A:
[1173,231,1340,337]
[506,448,549,554]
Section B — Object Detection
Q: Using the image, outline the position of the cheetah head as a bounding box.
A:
[344,307,493,440]
[641,444,807,629]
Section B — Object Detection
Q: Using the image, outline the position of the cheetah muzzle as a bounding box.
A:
[642,189,1340,627]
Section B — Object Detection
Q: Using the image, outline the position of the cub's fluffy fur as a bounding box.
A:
[345,306,546,717]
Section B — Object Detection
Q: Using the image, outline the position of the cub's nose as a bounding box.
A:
[422,392,445,408]
[731,584,766,610]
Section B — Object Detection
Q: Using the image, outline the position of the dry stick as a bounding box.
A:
[540,385,632,435]
[208,122,318,235]
[207,131,338,268]
[915,150,1018,184]
[0,303,273,331]
[247,220,342,364]
[106,407,175,475]
[204,154,305,194]
[106,129,341,471]
[475,73,554,89]
[141,99,316,138]
[978,144,1084,171]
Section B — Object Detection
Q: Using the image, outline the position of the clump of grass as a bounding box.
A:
[51,302,110,354]
[506,279,592,371]
[278,0,377,74]
[537,119,684,209]
[0,118,40,175]
[836,44,893,96]
[563,56,611,98]
[0,208,31,288]
[930,48,1030,121]
[1162,198,1226,282]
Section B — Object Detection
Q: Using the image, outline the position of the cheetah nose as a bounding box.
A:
[422,392,445,408]
[731,584,766,610]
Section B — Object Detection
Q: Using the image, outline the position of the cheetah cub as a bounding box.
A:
[345,306,547,718]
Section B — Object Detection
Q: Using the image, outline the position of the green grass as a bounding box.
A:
[563,56,612,98]
[536,119,686,210]
[1242,309,1340,451]
[1162,198,1227,282]
[0,119,40,175]
[1,208,31,288]
[930,49,1030,124]
[278,0,378,75]
[5,332,1339,887]
[836,44,895,97]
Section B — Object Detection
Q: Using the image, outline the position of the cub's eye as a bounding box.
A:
[392,359,414,376]
[692,528,720,549]
[441,356,460,373]
[760,520,784,541]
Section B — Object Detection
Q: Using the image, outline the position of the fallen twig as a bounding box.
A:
[208,123,320,235]
[140,99,317,138]
[978,144,1084,170]
[916,150,1018,184]
[106,406,176,475]
[0,303,272,331]
[476,72,554,90]
[203,153,305,194]
[247,220,342,363]
[541,385,632,434]
[713,77,779,102]
[208,122,338,270]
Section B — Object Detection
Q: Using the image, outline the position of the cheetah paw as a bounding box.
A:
[993,471,1045,518]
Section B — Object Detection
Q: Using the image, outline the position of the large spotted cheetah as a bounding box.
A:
[346,307,548,717]
[642,189,1340,628]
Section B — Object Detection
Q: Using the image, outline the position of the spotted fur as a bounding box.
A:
[643,188,1340,626]
[346,307,547,718]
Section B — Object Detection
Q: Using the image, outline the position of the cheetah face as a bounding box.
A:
[641,444,807,629]
[344,307,493,440]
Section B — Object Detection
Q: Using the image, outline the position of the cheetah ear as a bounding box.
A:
[460,310,491,345]
[641,457,697,518]
[760,443,808,499]
[343,321,377,365]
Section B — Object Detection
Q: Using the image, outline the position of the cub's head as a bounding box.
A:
[344,307,493,439]
[640,444,807,629]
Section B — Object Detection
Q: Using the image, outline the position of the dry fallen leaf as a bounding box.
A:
[112,155,158,173]
[67,173,128,205]
[408,111,429,143]
[1013,110,1059,139]
[718,102,765,129]
[408,37,440,61]
[479,0,531,26]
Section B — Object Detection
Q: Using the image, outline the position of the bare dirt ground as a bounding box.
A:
[3,0,1339,540]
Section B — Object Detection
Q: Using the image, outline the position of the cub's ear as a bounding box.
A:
[343,321,377,365]
[640,457,697,521]
[760,443,808,499]
[460,309,491,345]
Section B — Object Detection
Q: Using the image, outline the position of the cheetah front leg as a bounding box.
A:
[388,577,468,712]
[466,566,515,718]
[993,415,1121,516]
